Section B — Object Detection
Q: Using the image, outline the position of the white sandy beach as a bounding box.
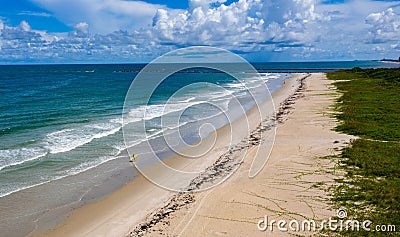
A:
[36,73,354,237]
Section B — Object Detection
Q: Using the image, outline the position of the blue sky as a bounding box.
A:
[0,0,399,63]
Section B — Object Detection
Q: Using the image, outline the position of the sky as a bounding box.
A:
[0,0,399,64]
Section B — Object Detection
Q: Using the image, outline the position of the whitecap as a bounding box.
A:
[0,148,48,171]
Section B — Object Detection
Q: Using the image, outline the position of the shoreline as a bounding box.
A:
[129,74,309,236]
[129,73,355,236]
[381,60,400,64]
[35,73,308,237]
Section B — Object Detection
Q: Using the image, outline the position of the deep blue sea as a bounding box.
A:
[0,61,396,198]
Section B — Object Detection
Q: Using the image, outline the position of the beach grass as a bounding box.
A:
[326,68,400,236]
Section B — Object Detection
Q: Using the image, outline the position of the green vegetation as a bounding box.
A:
[326,68,400,236]
[329,68,400,141]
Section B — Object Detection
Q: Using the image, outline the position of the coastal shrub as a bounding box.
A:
[326,68,400,236]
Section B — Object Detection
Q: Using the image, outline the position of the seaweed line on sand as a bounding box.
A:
[128,74,310,237]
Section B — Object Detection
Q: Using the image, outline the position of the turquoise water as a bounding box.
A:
[0,65,133,197]
[0,64,287,198]
[0,61,396,198]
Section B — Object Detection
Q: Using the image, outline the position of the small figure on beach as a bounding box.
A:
[129,154,138,166]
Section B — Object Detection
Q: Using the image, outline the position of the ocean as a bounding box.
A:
[0,61,396,236]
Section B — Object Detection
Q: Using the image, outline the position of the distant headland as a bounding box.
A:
[381,57,400,63]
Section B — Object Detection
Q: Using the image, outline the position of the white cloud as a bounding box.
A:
[70,22,90,38]
[292,0,400,60]
[17,11,52,17]
[152,0,322,51]
[0,19,170,63]
[1,0,399,63]
[189,0,227,10]
[19,21,31,31]
[75,22,89,34]
[366,8,400,44]
[30,0,168,34]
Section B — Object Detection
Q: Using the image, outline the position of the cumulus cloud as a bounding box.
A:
[0,19,170,63]
[189,0,228,10]
[19,21,31,31]
[366,8,400,44]
[152,0,322,51]
[1,0,399,63]
[70,22,90,38]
